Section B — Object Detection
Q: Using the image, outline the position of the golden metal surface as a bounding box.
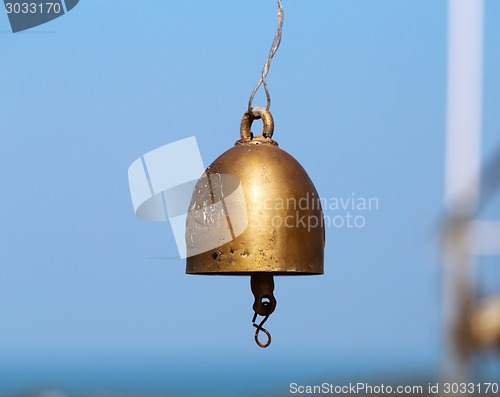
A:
[469,296,500,349]
[186,109,325,275]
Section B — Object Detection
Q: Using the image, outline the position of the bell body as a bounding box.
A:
[186,122,325,275]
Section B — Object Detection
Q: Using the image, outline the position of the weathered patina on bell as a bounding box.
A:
[185,107,325,347]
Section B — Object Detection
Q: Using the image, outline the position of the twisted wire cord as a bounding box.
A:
[248,0,284,111]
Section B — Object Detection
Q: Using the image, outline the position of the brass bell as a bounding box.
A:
[186,107,325,347]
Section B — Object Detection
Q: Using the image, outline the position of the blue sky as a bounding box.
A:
[0,1,499,395]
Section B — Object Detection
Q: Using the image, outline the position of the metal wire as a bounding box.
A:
[248,0,284,111]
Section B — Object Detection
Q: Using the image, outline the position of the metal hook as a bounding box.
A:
[252,312,272,348]
[250,274,276,348]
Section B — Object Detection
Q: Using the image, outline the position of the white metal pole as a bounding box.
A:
[444,0,484,383]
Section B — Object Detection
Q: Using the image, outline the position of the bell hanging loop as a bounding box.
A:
[240,107,275,141]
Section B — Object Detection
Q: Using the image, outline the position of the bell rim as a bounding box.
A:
[185,271,324,276]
